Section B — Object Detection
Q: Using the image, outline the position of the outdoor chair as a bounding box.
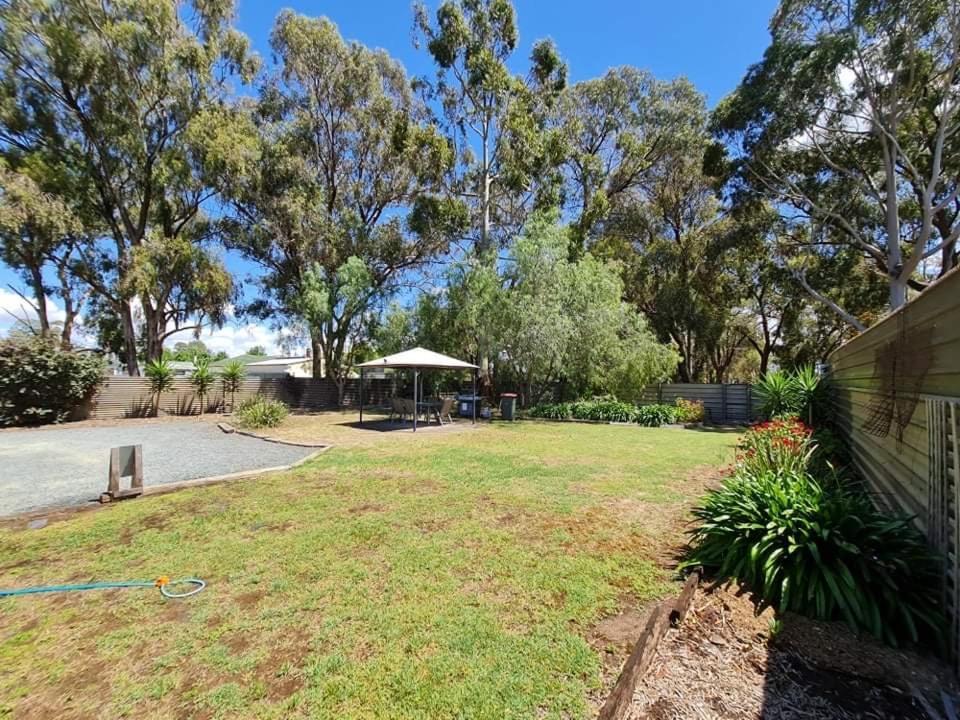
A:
[399,398,417,420]
[436,397,455,425]
[389,397,406,421]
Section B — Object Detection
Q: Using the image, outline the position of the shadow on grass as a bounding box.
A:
[685,424,746,434]
[340,419,465,434]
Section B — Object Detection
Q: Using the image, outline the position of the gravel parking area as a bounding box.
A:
[0,420,317,517]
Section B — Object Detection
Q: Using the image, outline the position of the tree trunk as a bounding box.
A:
[311,331,323,380]
[882,137,905,310]
[889,273,908,310]
[479,128,492,258]
[120,301,140,376]
[141,299,165,364]
[28,266,50,338]
[758,346,771,376]
[57,263,76,350]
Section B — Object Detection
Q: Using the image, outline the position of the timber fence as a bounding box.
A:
[829,266,960,661]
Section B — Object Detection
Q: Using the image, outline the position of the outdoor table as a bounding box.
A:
[417,401,441,424]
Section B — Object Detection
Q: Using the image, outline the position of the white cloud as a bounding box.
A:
[165,321,304,358]
[0,287,65,326]
[0,286,299,359]
[0,288,90,344]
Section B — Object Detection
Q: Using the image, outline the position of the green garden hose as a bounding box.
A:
[0,576,205,599]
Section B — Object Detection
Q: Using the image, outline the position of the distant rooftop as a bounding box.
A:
[246,357,309,367]
[210,353,276,367]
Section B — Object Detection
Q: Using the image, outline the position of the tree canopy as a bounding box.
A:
[714,0,960,315]
[0,0,941,394]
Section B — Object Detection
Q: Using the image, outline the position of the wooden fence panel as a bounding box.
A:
[829,266,960,661]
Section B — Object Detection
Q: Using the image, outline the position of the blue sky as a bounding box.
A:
[0,0,778,356]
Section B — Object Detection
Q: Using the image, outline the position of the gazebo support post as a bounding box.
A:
[472,368,477,424]
[359,367,364,425]
[413,369,418,433]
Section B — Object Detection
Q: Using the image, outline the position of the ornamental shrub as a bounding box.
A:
[527,402,572,420]
[675,397,705,423]
[527,399,678,426]
[0,338,103,426]
[736,416,814,475]
[235,395,288,429]
[685,466,943,648]
[633,403,678,426]
[570,399,637,423]
[754,366,830,425]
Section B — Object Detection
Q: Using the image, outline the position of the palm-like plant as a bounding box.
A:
[144,358,175,417]
[219,359,245,413]
[754,370,799,418]
[792,365,828,426]
[190,355,215,416]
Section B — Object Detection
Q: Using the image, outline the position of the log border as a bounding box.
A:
[598,569,701,720]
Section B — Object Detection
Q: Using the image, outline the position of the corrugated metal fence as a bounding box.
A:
[829,266,960,661]
[78,376,395,420]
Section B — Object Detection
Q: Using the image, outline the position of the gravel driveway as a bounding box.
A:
[0,421,317,517]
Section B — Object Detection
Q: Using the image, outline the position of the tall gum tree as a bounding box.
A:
[215,11,465,401]
[0,0,256,373]
[554,69,705,258]
[0,161,85,347]
[714,0,960,314]
[414,0,567,260]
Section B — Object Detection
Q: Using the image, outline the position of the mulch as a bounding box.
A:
[627,583,958,720]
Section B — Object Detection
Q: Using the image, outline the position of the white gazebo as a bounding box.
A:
[355,347,479,431]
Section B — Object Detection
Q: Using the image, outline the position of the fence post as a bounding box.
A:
[657,383,663,404]
[720,384,728,423]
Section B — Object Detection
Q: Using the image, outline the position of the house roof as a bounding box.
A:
[355,347,477,370]
[210,353,275,367]
[246,357,310,368]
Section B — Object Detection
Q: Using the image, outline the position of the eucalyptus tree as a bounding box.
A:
[554,69,706,257]
[0,162,84,347]
[216,12,465,400]
[0,0,256,373]
[414,0,567,259]
[714,0,960,313]
[590,93,741,383]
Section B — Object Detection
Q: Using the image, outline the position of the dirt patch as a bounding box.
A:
[348,503,386,515]
[162,600,191,623]
[0,502,104,529]
[139,513,170,531]
[247,520,294,533]
[414,518,450,533]
[628,583,954,720]
[0,556,40,573]
[235,589,265,609]
[255,630,311,701]
[588,596,653,677]
[31,659,109,720]
[223,631,251,655]
[397,477,443,495]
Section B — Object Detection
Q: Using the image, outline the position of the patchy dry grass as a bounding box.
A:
[0,421,736,719]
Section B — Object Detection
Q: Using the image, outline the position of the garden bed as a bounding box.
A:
[631,583,956,719]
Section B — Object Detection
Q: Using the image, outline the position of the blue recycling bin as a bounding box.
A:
[457,394,482,418]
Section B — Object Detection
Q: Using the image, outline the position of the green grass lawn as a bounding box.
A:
[0,421,736,720]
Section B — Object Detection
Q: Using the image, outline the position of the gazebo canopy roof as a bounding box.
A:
[356,347,478,370]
